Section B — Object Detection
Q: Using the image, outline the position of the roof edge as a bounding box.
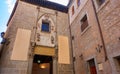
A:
[7,0,18,26]
[22,0,68,13]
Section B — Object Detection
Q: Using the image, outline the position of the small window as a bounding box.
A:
[72,6,75,15]
[96,0,105,7]
[81,15,89,32]
[77,0,80,6]
[41,22,50,32]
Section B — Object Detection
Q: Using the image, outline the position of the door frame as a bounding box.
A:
[31,55,53,74]
[86,58,98,74]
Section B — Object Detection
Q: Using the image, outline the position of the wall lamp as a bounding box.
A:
[96,44,103,53]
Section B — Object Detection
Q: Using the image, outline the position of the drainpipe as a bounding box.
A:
[91,0,108,61]
[68,14,75,74]
[69,25,75,74]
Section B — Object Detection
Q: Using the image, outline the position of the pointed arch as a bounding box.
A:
[37,13,55,33]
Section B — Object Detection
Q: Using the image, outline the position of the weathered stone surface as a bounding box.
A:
[69,0,120,74]
[0,1,73,74]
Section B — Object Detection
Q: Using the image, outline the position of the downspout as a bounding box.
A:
[91,0,108,61]
[68,13,75,74]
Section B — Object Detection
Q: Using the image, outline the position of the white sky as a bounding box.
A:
[48,0,69,6]
[6,0,16,14]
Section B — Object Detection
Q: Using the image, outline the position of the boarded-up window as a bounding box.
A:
[11,28,31,61]
[58,36,70,64]
[81,15,89,32]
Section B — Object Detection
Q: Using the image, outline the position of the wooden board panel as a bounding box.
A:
[34,46,55,56]
[11,28,31,61]
[58,35,70,64]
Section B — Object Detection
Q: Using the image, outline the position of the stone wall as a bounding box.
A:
[0,1,73,74]
[97,0,120,74]
[70,0,107,74]
[0,1,36,74]
[70,0,120,74]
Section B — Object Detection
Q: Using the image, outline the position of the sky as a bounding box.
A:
[0,0,69,42]
[48,0,69,6]
[0,0,16,42]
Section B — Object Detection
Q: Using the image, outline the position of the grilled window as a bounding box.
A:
[81,15,89,32]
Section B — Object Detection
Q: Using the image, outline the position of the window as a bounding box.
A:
[72,6,75,15]
[41,22,50,32]
[81,15,89,32]
[96,0,105,7]
[77,0,80,6]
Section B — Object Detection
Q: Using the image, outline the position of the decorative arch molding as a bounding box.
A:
[37,13,55,33]
[36,13,56,47]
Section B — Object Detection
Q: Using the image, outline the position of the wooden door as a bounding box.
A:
[88,59,97,74]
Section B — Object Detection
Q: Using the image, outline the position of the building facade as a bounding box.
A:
[69,0,120,74]
[0,0,120,74]
[0,0,73,74]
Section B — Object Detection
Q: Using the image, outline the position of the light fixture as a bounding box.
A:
[40,65,46,69]
[96,44,103,53]
[37,60,41,64]
[39,63,49,69]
